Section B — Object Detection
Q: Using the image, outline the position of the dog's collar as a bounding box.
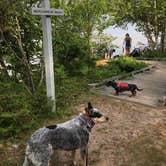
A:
[79,113,95,132]
[83,114,91,121]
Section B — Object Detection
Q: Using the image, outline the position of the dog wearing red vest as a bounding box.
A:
[105,80,143,96]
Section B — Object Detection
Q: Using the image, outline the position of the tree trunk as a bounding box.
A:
[16,17,35,94]
[154,0,159,48]
[145,17,155,49]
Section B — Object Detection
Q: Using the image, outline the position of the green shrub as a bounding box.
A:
[29,93,54,118]
[0,94,28,113]
[109,57,147,72]
[0,57,147,139]
[0,80,55,138]
[0,109,37,138]
[142,50,166,58]
[0,82,29,113]
[0,73,87,138]
[89,56,147,81]
[56,77,88,109]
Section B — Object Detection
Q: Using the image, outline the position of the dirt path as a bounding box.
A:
[0,95,166,166]
[88,97,166,166]
[50,96,166,166]
[95,61,166,107]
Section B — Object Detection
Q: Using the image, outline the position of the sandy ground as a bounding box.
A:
[95,61,166,107]
[88,98,166,166]
[0,95,166,166]
[49,96,166,166]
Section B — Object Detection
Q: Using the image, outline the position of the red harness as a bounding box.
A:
[117,82,128,88]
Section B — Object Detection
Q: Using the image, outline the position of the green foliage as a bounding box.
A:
[89,57,147,81]
[0,109,36,138]
[0,56,147,139]
[109,0,166,52]
[92,33,117,59]
[29,94,54,118]
[141,50,166,58]
[0,82,29,113]
[0,0,149,140]
[0,74,88,138]
[52,0,112,75]
[54,34,91,75]
[109,57,147,72]
[55,65,88,109]
[0,80,54,138]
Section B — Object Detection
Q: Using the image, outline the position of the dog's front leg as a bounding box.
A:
[80,146,88,166]
[72,150,77,166]
[115,90,119,95]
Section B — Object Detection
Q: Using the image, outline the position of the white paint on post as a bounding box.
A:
[41,0,55,111]
[31,0,64,112]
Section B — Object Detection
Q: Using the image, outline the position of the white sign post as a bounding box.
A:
[31,0,64,112]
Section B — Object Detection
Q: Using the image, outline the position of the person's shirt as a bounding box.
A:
[124,37,132,48]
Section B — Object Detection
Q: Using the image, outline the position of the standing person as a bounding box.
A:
[123,33,132,55]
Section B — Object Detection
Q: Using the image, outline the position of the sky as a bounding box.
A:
[104,24,148,54]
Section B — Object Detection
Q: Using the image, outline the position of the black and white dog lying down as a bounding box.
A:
[105,80,143,96]
[23,102,109,166]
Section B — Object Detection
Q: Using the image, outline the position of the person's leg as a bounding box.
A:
[125,47,130,55]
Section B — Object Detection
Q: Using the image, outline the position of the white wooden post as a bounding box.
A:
[31,0,64,112]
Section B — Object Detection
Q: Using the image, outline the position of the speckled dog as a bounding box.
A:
[23,102,109,166]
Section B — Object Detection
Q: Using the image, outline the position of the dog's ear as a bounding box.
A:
[88,102,93,109]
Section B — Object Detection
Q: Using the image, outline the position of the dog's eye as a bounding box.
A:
[88,109,94,116]
[90,111,102,118]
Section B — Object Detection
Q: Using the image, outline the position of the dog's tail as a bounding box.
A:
[137,87,143,91]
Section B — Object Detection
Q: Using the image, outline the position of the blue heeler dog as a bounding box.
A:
[23,102,109,166]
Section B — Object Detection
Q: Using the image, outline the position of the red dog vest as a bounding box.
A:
[117,82,128,87]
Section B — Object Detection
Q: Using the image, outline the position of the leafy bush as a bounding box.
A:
[56,76,88,109]
[0,68,88,138]
[0,57,147,138]
[0,82,29,113]
[53,32,95,76]
[109,56,147,72]
[0,81,55,138]
[141,50,166,58]
[89,57,147,81]
[0,109,36,138]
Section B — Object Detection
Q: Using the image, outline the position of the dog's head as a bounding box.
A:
[85,102,109,123]
[105,80,116,87]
